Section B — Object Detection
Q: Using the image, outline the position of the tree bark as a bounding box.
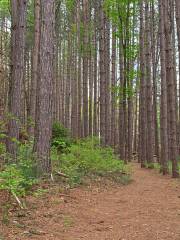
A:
[159,0,169,174]
[33,0,55,176]
[164,0,179,178]
[28,0,40,136]
[7,0,27,158]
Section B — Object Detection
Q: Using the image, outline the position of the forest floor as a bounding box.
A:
[1,163,180,240]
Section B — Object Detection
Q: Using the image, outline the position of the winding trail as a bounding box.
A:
[1,164,180,240]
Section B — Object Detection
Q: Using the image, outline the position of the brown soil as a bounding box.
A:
[1,163,180,240]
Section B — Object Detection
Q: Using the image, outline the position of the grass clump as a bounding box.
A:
[52,137,131,187]
[63,215,74,228]
[33,188,48,197]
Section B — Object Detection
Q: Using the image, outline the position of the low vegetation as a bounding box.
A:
[52,137,131,186]
[0,122,130,206]
[145,161,180,174]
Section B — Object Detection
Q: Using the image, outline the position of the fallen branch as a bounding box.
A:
[12,191,24,209]
[50,173,54,182]
[59,193,75,198]
[54,171,69,178]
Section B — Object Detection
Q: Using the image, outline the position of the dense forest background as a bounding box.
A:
[0,0,180,179]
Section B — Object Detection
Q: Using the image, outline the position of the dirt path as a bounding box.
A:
[1,164,180,240]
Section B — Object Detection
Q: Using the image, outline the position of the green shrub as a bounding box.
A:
[51,138,71,154]
[0,143,37,198]
[0,164,36,197]
[51,121,72,153]
[17,142,37,179]
[145,162,160,170]
[52,121,70,140]
[52,137,130,187]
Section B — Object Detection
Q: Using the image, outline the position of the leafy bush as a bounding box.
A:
[0,143,37,198]
[51,121,72,153]
[51,138,71,154]
[52,121,70,140]
[0,164,35,197]
[17,142,37,180]
[52,137,130,186]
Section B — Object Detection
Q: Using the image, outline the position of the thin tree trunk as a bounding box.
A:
[28,0,40,136]
[139,0,147,167]
[111,25,116,147]
[145,1,153,164]
[82,0,89,137]
[99,1,106,145]
[159,0,169,174]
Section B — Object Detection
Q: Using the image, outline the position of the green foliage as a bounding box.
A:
[66,0,75,12]
[0,0,10,17]
[2,203,10,225]
[166,160,180,174]
[52,121,72,153]
[52,137,130,187]
[145,161,180,174]
[26,0,34,45]
[0,142,5,156]
[17,143,37,179]
[33,188,48,197]
[52,121,70,139]
[0,164,36,197]
[0,143,37,197]
[145,162,161,170]
[52,139,70,154]
[63,215,74,228]
[112,84,135,105]
[0,120,7,163]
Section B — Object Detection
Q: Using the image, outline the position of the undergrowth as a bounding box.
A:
[0,143,37,199]
[52,137,131,187]
[0,122,131,206]
[145,161,180,174]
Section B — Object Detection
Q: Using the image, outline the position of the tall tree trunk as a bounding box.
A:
[82,0,89,137]
[93,1,98,137]
[33,0,55,176]
[145,1,153,164]
[28,0,40,136]
[99,1,106,145]
[175,0,180,153]
[151,0,159,162]
[77,0,82,138]
[7,0,27,158]
[111,26,116,147]
[65,32,71,129]
[164,0,179,178]
[104,16,111,145]
[159,0,168,174]
[139,0,147,167]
